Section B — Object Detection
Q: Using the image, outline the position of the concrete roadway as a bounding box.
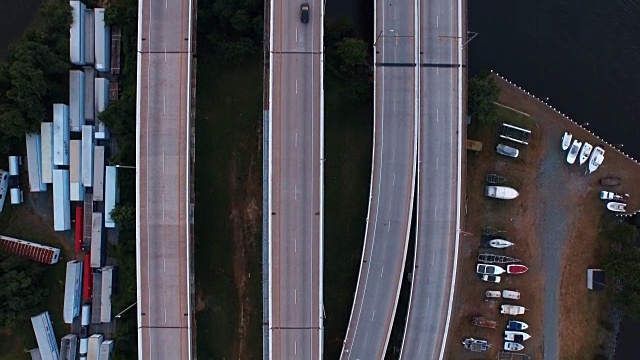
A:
[340,0,418,358]
[400,0,462,358]
[268,0,323,359]
[136,0,192,358]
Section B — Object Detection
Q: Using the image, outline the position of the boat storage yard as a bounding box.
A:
[0,1,125,358]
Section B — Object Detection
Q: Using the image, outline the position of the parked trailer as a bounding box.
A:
[41,122,53,184]
[87,334,103,360]
[53,104,70,166]
[94,9,111,72]
[82,254,92,302]
[100,266,114,323]
[99,340,114,360]
[81,126,94,187]
[31,311,59,360]
[70,0,86,65]
[91,213,103,267]
[70,140,84,201]
[53,169,71,231]
[63,260,83,324]
[69,70,85,132]
[104,166,118,228]
[84,9,94,65]
[26,133,47,191]
[75,205,83,252]
[94,78,110,139]
[499,123,531,145]
[92,146,105,201]
[83,67,95,120]
[91,271,102,324]
[60,334,78,360]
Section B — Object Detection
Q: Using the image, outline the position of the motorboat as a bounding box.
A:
[477,264,506,275]
[485,290,502,298]
[507,264,529,274]
[607,202,626,213]
[600,191,628,203]
[485,186,519,200]
[489,239,514,249]
[505,331,531,342]
[587,146,605,173]
[496,143,520,158]
[578,142,593,165]
[502,290,521,299]
[504,341,524,352]
[480,274,501,283]
[462,337,491,352]
[507,320,529,331]
[566,139,582,164]
[501,305,526,315]
[561,132,572,150]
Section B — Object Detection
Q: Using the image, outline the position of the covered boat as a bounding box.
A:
[561,132,572,150]
[578,142,593,165]
[505,330,531,341]
[462,337,491,352]
[607,202,626,213]
[566,139,582,164]
[507,320,529,331]
[502,290,521,299]
[489,239,514,248]
[485,290,502,298]
[587,146,605,173]
[504,341,524,351]
[507,264,529,274]
[501,305,526,315]
[472,316,497,329]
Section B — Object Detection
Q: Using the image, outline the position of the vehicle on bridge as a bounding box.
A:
[485,186,519,200]
[300,3,309,23]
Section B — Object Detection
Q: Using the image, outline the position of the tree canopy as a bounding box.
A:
[602,221,640,319]
[468,73,500,124]
[0,253,47,327]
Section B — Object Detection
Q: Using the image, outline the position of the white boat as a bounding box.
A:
[607,202,626,213]
[504,330,531,341]
[485,290,502,298]
[502,290,521,299]
[578,142,593,165]
[485,186,519,200]
[566,139,582,164]
[587,146,605,173]
[507,320,529,330]
[561,132,572,150]
[477,264,506,275]
[501,305,526,315]
[504,341,524,351]
[489,239,514,249]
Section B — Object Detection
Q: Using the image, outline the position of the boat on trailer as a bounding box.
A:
[502,290,521,299]
[561,132,572,150]
[477,253,521,264]
[587,146,605,173]
[504,341,524,351]
[507,264,529,274]
[472,316,497,329]
[489,239,514,249]
[463,337,491,352]
[579,142,593,165]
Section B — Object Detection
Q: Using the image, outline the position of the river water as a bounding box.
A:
[0,0,43,59]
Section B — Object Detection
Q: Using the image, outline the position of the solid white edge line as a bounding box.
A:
[186,0,194,358]
[319,1,326,359]
[135,0,144,359]
[437,0,463,356]
[267,0,275,357]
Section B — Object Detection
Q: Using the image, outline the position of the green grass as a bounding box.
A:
[194,53,264,360]
[322,72,373,358]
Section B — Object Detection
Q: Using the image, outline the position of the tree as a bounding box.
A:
[6,60,47,129]
[110,204,136,232]
[0,254,47,327]
[602,222,640,319]
[335,37,369,74]
[468,73,500,124]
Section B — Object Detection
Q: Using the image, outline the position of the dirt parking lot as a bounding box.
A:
[446,74,640,359]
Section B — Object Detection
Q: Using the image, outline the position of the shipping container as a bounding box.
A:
[92,146,105,201]
[74,205,83,252]
[86,334,103,360]
[41,123,53,184]
[31,311,59,360]
[83,10,94,66]
[69,70,85,132]
[70,1,86,65]
[0,235,61,264]
[69,140,84,201]
[60,334,78,360]
[0,170,8,213]
[26,133,47,191]
[82,254,92,302]
[94,9,110,72]
[90,213,103,267]
[63,261,83,324]
[53,169,71,231]
[82,67,95,121]
[104,167,117,228]
[53,104,70,166]
[91,272,102,324]
[100,266,113,323]
[99,340,114,360]
[81,126,94,187]
[94,78,110,139]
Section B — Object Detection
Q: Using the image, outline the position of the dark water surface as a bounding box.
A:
[469,1,640,358]
[0,0,43,59]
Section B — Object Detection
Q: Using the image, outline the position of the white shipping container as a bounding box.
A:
[70,1,86,65]
[84,9,94,65]
[53,169,71,231]
[26,133,47,191]
[70,140,84,201]
[83,67,95,121]
[63,261,83,324]
[92,146,105,201]
[100,266,113,323]
[81,126,94,187]
[90,213,103,268]
[104,166,117,228]
[94,9,111,72]
[41,123,53,184]
[31,311,59,360]
[69,70,85,132]
[86,334,103,360]
[94,78,109,115]
[53,104,70,166]
[99,340,114,360]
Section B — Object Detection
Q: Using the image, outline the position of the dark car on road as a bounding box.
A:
[300,3,310,24]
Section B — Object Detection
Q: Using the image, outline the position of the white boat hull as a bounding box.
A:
[490,239,514,248]
[505,331,532,341]
[607,201,626,213]
[566,140,582,164]
[561,132,572,151]
[504,341,524,351]
[588,146,605,173]
[579,142,592,165]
